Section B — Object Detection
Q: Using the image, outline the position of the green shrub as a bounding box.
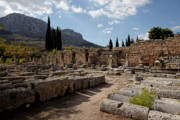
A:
[5,58,14,64]
[19,58,25,63]
[50,48,57,55]
[129,89,157,108]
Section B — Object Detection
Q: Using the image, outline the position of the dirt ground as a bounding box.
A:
[1,73,133,120]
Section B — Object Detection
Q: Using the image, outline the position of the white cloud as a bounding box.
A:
[71,5,86,13]
[88,0,151,19]
[132,27,139,31]
[108,20,120,25]
[0,0,72,17]
[88,9,105,18]
[97,24,103,28]
[102,27,113,34]
[172,26,180,31]
[58,15,62,20]
[138,32,149,40]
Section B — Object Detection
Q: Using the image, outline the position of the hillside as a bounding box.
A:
[0,13,101,48]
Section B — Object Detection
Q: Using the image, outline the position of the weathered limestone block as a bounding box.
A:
[141,80,173,87]
[51,71,66,76]
[152,98,180,114]
[33,77,69,102]
[100,99,123,114]
[19,72,35,76]
[34,75,48,80]
[148,111,180,120]
[108,93,130,102]
[0,83,14,90]
[107,71,121,75]
[2,76,26,81]
[155,89,180,99]
[116,88,142,97]
[0,71,7,77]
[89,75,105,87]
[118,102,149,120]
[0,88,35,112]
[100,99,149,120]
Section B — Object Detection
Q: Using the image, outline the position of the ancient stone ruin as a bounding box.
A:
[0,63,105,112]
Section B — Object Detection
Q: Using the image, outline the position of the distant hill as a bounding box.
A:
[0,13,101,48]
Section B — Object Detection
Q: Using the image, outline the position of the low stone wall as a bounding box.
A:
[0,73,105,112]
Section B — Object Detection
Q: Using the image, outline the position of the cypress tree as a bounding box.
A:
[127,35,131,46]
[51,29,56,49]
[122,40,125,47]
[109,39,113,50]
[45,16,51,50]
[136,36,139,42]
[116,37,119,47]
[56,27,62,50]
[130,39,134,45]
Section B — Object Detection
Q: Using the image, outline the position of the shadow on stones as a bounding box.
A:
[0,83,112,120]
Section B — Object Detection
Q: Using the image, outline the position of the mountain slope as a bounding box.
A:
[0,13,101,48]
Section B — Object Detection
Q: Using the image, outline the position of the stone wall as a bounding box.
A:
[127,36,180,67]
[0,64,105,112]
[33,48,125,67]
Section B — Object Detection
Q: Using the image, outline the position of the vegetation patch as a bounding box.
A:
[129,89,157,108]
[0,39,40,64]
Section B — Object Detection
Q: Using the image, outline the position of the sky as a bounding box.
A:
[0,0,180,46]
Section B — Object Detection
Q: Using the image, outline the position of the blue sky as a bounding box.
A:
[0,0,180,46]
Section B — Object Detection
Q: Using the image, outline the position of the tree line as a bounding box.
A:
[108,27,174,50]
[109,35,135,50]
[45,17,62,50]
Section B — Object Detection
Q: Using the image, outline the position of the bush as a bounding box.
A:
[50,48,57,55]
[129,89,157,108]
[65,46,75,51]
[5,58,14,64]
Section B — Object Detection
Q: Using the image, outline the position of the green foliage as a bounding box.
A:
[65,46,75,51]
[129,89,157,108]
[0,40,40,64]
[5,58,14,64]
[90,46,96,51]
[50,48,58,55]
[136,39,144,43]
[148,27,174,40]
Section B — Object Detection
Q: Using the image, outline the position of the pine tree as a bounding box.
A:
[122,40,125,47]
[109,39,113,50]
[45,16,51,50]
[116,37,119,47]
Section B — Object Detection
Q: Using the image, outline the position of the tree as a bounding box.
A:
[122,40,125,47]
[109,39,113,50]
[130,39,134,44]
[45,16,51,50]
[56,27,62,50]
[116,37,119,47]
[51,29,56,49]
[148,27,174,40]
[136,36,139,42]
[162,28,174,39]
